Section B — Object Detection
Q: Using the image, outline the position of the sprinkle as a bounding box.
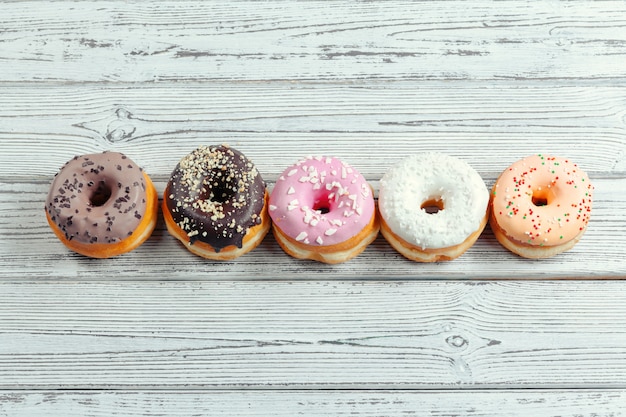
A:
[316,236,324,245]
[295,231,307,241]
[269,205,277,211]
[325,228,337,236]
[287,186,295,195]
[287,169,298,177]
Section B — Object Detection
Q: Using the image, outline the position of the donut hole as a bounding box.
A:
[313,197,331,214]
[532,196,548,207]
[420,197,444,214]
[89,181,112,207]
[208,183,235,203]
[531,188,554,207]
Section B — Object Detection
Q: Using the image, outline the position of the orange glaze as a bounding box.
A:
[491,154,593,247]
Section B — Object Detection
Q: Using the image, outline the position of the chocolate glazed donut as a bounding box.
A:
[163,145,270,260]
[45,151,158,258]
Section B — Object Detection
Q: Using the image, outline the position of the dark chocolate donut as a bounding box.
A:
[164,145,266,252]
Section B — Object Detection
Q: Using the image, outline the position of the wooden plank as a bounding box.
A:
[1,280,626,389]
[1,82,625,180]
[0,390,624,416]
[0,1,625,82]
[2,176,624,279]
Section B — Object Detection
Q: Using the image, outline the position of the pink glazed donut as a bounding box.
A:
[269,156,379,264]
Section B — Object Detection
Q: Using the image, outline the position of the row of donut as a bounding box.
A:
[45,145,593,262]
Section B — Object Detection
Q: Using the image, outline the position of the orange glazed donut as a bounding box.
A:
[45,152,158,258]
[163,145,270,260]
[490,154,593,258]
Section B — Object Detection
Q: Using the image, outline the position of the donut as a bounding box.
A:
[45,152,158,258]
[490,154,593,258]
[163,145,270,260]
[269,156,379,264]
[378,153,489,262]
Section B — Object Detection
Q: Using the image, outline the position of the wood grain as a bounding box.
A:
[0,1,625,82]
[0,390,624,417]
[1,280,626,389]
[1,83,625,180]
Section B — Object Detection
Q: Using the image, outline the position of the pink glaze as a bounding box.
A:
[269,156,375,246]
[492,154,593,246]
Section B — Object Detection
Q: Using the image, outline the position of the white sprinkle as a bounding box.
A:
[341,166,347,179]
[287,199,299,211]
[287,169,298,177]
[325,228,337,236]
[269,205,277,211]
[348,194,357,208]
[316,236,324,245]
[299,176,310,183]
[356,206,363,215]
[331,219,343,227]
[287,186,295,195]
[295,231,308,241]
[310,218,319,227]
[326,157,332,164]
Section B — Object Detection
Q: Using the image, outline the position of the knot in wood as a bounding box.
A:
[446,334,468,349]
[105,106,136,143]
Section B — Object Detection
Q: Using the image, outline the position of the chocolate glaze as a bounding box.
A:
[46,152,147,244]
[165,145,265,251]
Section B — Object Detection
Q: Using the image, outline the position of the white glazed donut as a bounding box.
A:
[378,153,489,262]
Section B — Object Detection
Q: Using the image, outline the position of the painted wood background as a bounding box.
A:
[1,1,626,415]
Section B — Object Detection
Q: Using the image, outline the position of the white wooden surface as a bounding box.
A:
[1,1,626,415]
